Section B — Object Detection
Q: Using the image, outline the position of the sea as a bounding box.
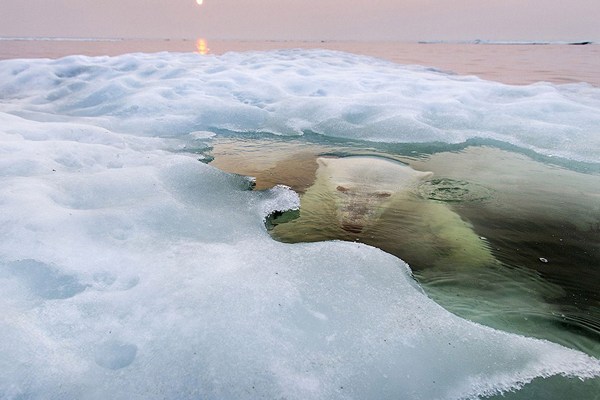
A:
[0,37,598,399]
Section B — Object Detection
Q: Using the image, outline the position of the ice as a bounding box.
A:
[0,259,87,300]
[0,50,598,163]
[0,50,599,399]
[419,40,596,45]
[94,340,138,370]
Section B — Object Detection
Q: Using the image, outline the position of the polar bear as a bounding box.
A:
[275,155,495,268]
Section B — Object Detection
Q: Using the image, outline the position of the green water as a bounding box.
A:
[207,133,600,397]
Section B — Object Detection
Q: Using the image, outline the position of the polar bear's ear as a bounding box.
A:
[419,171,434,180]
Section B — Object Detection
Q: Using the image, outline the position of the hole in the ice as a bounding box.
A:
[0,259,87,300]
[265,209,300,231]
[94,340,138,370]
[92,272,140,291]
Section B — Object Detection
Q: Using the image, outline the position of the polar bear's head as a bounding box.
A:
[316,156,432,233]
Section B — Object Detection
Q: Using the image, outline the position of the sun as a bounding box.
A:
[196,0,203,5]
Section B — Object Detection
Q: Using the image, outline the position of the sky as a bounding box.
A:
[0,0,598,42]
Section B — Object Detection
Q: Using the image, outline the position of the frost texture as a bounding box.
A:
[0,50,599,162]
[0,50,599,399]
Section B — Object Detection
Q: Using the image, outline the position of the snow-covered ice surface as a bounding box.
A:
[0,50,599,399]
[1,50,599,162]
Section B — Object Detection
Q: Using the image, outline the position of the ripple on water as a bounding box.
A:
[417,177,493,202]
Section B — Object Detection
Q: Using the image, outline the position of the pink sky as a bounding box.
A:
[0,0,598,41]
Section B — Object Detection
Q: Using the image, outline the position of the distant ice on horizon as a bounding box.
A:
[418,39,595,45]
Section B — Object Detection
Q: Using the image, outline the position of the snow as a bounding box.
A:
[0,49,599,399]
[0,49,598,162]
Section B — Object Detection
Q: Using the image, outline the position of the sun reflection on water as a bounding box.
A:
[196,38,210,55]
